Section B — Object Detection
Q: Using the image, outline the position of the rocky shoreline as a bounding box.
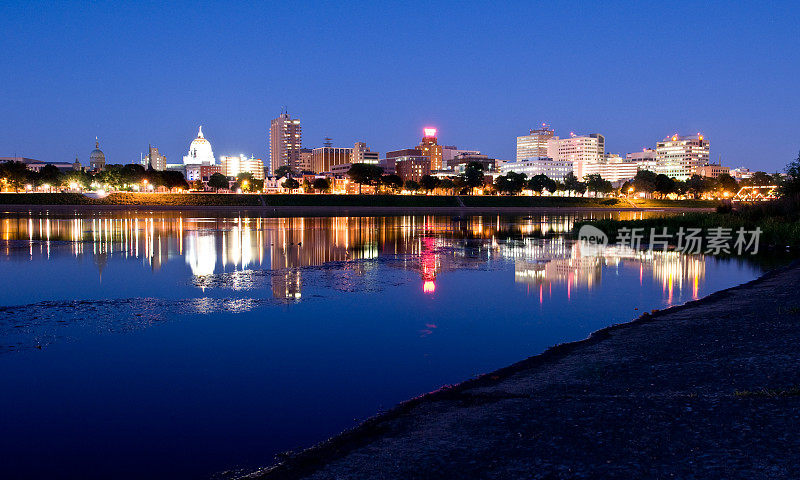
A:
[245,261,800,480]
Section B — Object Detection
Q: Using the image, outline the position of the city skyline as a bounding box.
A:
[1,1,798,172]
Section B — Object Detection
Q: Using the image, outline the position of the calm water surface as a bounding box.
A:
[0,211,775,479]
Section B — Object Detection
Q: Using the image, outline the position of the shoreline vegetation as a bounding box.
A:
[575,196,800,248]
[242,261,800,480]
[0,192,717,210]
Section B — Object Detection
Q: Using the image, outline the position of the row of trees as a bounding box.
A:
[0,161,190,192]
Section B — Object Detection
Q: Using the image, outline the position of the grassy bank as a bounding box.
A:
[0,192,716,209]
[575,198,800,247]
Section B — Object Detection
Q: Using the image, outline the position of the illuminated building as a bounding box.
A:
[395,155,431,182]
[312,146,353,174]
[351,142,379,165]
[626,148,657,162]
[89,138,106,171]
[220,155,265,180]
[654,134,710,181]
[182,126,215,166]
[547,133,604,179]
[516,124,555,161]
[695,163,729,178]
[144,145,166,171]
[418,128,443,170]
[730,167,753,181]
[499,157,573,182]
[582,154,640,182]
[269,112,302,175]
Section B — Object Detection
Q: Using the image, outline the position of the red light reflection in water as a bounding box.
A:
[421,236,438,294]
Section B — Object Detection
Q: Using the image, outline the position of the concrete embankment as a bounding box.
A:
[249,261,800,480]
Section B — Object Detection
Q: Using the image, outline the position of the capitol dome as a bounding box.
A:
[183,125,215,165]
[89,138,105,170]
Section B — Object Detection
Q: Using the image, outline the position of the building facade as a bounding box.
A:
[441,146,480,168]
[582,154,640,182]
[220,154,265,180]
[696,163,730,178]
[351,142,379,164]
[547,133,604,180]
[299,148,313,172]
[499,157,574,182]
[312,146,353,174]
[418,128,443,170]
[516,125,555,161]
[395,156,431,182]
[145,145,167,171]
[449,153,497,173]
[654,134,710,181]
[269,112,302,175]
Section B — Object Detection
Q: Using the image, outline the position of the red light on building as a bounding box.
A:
[423,127,437,138]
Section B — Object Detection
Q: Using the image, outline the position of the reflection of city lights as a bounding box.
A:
[423,280,436,293]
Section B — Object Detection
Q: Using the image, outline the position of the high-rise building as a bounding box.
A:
[269,112,302,175]
[655,134,710,181]
[311,146,353,173]
[418,128,443,170]
[351,142,379,164]
[145,145,167,171]
[547,133,604,179]
[516,125,555,161]
[220,155,265,180]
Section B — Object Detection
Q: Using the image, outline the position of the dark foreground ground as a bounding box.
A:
[247,261,800,480]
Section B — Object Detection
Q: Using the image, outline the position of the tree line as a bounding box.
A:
[0,161,190,192]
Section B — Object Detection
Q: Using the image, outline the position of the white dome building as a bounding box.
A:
[183,126,215,166]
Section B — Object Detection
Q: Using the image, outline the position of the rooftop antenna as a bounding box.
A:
[281,105,288,115]
[323,137,333,148]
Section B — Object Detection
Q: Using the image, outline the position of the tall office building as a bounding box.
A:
[516,125,555,161]
[145,145,167,171]
[418,128,443,170]
[351,142,379,164]
[547,133,604,179]
[269,112,302,175]
[655,134,710,181]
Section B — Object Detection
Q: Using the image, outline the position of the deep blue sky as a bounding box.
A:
[1,0,798,171]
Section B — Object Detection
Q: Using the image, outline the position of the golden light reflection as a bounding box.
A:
[0,211,691,301]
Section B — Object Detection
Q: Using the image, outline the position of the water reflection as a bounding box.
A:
[0,211,707,304]
[0,211,777,479]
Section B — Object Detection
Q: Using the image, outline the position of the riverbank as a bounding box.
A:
[246,261,800,479]
[0,193,715,216]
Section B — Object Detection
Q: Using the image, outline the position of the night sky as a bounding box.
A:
[1,0,798,171]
